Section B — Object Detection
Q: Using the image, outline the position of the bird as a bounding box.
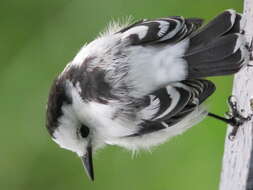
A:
[46,9,251,181]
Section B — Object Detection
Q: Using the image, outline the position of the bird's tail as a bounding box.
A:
[184,9,249,78]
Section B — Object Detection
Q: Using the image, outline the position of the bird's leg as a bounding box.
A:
[208,96,253,140]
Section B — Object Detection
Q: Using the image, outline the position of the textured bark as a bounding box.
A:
[219,1,253,190]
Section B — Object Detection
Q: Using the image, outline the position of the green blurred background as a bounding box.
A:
[0,0,243,189]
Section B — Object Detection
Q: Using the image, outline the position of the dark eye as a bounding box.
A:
[80,125,90,138]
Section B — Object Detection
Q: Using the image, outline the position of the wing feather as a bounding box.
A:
[130,79,215,136]
[118,16,204,45]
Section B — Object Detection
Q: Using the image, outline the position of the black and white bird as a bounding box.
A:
[46,10,251,180]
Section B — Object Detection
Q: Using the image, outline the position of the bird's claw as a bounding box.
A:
[226,96,253,140]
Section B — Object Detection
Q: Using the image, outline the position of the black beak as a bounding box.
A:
[81,145,94,181]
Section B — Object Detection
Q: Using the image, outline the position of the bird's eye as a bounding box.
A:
[80,124,90,138]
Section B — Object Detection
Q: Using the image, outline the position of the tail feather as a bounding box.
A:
[186,34,239,62]
[184,10,248,79]
[187,49,243,78]
[224,13,242,35]
[189,10,238,51]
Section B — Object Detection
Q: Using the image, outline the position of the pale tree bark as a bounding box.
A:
[219,1,253,190]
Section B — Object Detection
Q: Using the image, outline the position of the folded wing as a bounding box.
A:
[118,16,203,45]
[130,79,215,136]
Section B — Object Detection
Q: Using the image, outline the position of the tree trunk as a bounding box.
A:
[219,1,253,189]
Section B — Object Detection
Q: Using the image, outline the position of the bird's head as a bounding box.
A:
[45,72,106,181]
[44,34,136,179]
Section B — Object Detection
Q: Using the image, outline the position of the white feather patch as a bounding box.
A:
[126,39,189,97]
[153,86,180,120]
[157,21,170,37]
[108,105,208,151]
[121,25,149,40]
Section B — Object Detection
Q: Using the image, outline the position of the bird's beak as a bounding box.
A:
[81,144,94,181]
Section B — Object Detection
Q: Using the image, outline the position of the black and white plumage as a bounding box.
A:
[46,10,249,180]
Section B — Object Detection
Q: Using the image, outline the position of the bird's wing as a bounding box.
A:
[129,79,215,136]
[117,16,203,45]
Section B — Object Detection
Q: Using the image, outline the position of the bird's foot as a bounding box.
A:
[208,96,253,140]
[225,96,252,140]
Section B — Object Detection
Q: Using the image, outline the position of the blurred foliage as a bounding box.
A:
[0,0,243,189]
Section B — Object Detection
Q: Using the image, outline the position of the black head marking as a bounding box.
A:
[63,57,115,103]
[46,57,116,137]
[46,78,72,137]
